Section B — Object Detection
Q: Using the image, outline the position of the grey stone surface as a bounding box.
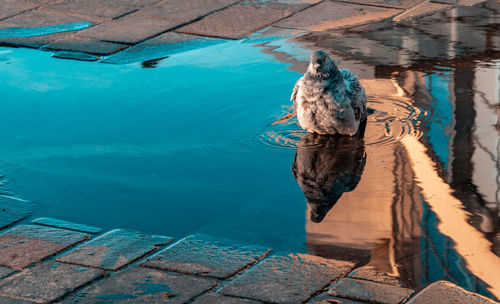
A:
[43,0,137,19]
[176,4,292,39]
[0,261,105,303]
[141,234,270,279]
[102,31,224,64]
[0,296,36,304]
[44,36,128,54]
[0,196,35,230]
[0,32,73,49]
[193,293,263,304]
[348,266,402,286]
[393,1,451,21]
[239,0,320,13]
[78,14,180,44]
[0,225,88,269]
[220,253,355,303]
[0,9,104,28]
[107,0,163,7]
[137,0,241,23]
[0,267,14,280]
[328,278,414,304]
[336,0,425,9]
[276,1,401,31]
[309,293,367,304]
[406,280,497,304]
[52,51,100,61]
[57,229,172,271]
[63,266,216,304]
[32,217,102,234]
[0,0,47,21]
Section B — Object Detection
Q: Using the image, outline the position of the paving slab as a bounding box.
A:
[0,9,104,28]
[0,296,36,304]
[0,225,88,269]
[0,32,76,49]
[0,196,35,230]
[431,0,486,5]
[77,14,181,44]
[393,1,451,21]
[141,234,270,279]
[57,229,172,271]
[0,0,45,21]
[44,35,128,55]
[175,4,292,39]
[102,31,224,64]
[137,0,241,23]
[276,1,401,31]
[0,261,105,303]
[32,217,102,234]
[193,293,263,304]
[406,280,498,304]
[309,292,367,304]
[43,0,137,19]
[0,267,14,280]
[334,0,425,9]
[220,253,355,303]
[52,51,100,61]
[62,266,216,304]
[347,266,402,286]
[328,278,414,304]
[105,0,163,7]
[241,0,320,12]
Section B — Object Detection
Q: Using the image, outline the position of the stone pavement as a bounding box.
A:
[0,0,493,63]
[0,195,497,303]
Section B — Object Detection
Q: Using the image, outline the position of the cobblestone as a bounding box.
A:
[57,229,172,271]
[347,266,402,286]
[328,278,414,304]
[406,280,497,304]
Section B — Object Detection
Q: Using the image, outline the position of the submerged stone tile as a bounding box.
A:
[348,266,402,286]
[0,196,35,230]
[137,0,241,23]
[102,31,224,64]
[44,36,128,55]
[393,1,451,21]
[78,15,180,44]
[32,217,102,234]
[0,296,36,304]
[0,32,74,49]
[0,225,88,269]
[63,266,216,304]
[57,229,172,271]
[193,293,263,304]
[44,0,137,19]
[0,267,14,280]
[328,278,414,304]
[141,234,270,279]
[0,261,105,303]
[220,253,355,303]
[276,1,401,31]
[175,5,292,39]
[0,9,104,28]
[52,51,99,61]
[406,280,497,304]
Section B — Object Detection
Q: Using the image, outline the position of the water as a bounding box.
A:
[1,3,499,300]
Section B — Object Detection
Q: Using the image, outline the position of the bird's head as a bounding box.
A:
[307,50,335,76]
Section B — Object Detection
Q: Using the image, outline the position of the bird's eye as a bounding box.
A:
[322,57,326,63]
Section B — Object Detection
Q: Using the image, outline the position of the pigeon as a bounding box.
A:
[292,134,366,223]
[291,50,367,136]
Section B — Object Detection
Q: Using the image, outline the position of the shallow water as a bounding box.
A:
[1,3,499,300]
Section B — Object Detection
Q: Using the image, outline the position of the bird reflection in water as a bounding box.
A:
[292,133,366,223]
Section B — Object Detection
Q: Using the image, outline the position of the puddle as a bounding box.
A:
[0,2,499,301]
[0,22,92,38]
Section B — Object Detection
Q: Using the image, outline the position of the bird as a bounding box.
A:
[292,133,366,223]
[291,50,367,136]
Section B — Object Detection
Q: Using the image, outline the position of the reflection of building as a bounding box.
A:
[262,3,500,300]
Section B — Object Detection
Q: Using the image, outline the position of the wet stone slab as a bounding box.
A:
[102,31,224,64]
[0,296,36,304]
[0,196,34,230]
[0,267,14,280]
[137,0,241,23]
[0,9,104,28]
[309,293,368,304]
[0,0,48,21]
[347,266,402,286]
[63,266,216,304]
[43,36,128,55]
[392,1,451,21]
[0,225,88,269]
[57,229,172,271]
[336,0,425,9]
[32,217,102,234]
[43,0,138,19]
[77,14,181,44]
[220,253,355,303]
[276,1,401,31]
[141,234,271,279]
[193,293,263,304]
[175,4,292,39]
[328,278,414,304]
[0,261,105,303]
[406,280,497,304]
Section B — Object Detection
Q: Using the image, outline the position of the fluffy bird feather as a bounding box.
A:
[291,50,367,136]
